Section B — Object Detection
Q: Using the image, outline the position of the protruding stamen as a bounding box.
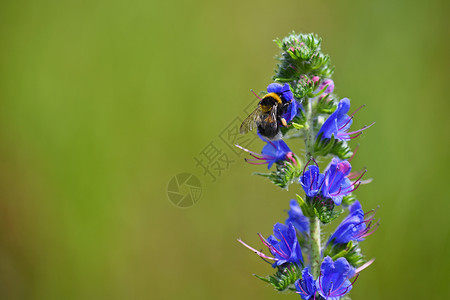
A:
[330,186,343,197]
[354,258,375,274]
[237,238,276,261]
[303,157,313,175]
[276,227,292,253]
[346,121,376,136]
[296,280,308,296]
[352,169,367,185]
[350,105,365,117]
[258,233,289,259]
[312,157,319,167]
[310,172,316,192]
[235,144,262,157]
[348,170,364,180]
[349,132,363,139]
[348,144,359,163]
[339,116,353,131]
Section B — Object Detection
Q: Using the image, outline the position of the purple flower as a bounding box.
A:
[286,199,309,234]
[267,83,302,124]
[235,135,295,169]
[316,256,355,300]
[329,201,379,244]
[299,159,364,206]
[300,165,325,198]
[283,98,302,123]
[319,79,334,94]
[264,223,303,267]
[321,158,354,206]
[295,267,316,300]
[237,223,303,268]
[317,98,374,141]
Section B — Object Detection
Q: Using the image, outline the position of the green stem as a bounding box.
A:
[305,99,315,158]
[309,216,321,278]
[304,97,321,278]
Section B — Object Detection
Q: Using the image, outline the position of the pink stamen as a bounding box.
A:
[312,157,319,167]
[337,181,361,195]
[326,165,340,190]
[348,171,363,180]
[277,227,292,253]
[303,157,313,174]
[235,144,261,157]
[350,105,365,117]
[346,122,376,136]
[348,132,363,139]
[348,144,359,163]
[237,238,276,261]
[359,178,373,185]
[258,233,289,259]
[330,186,342,197]
[354,258,375,274]
[346,182,361,194]
[318,271,323,293]
[362,220,380,237]
[364,206,379,218]
[296,280,308,296]
[310,172,316,191]
[352,169,367,185]
[338,116,353,131]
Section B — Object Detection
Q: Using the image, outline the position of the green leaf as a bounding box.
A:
[308,197,343,224]
[273,32,334,83]
[292,122,304,129]
[254,263,303,292]
[323,240,367,268]
[253,155,302,190]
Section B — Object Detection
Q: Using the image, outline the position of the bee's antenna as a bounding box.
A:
[250,89,262,100]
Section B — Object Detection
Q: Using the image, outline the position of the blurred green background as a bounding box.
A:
[0,0,449,299]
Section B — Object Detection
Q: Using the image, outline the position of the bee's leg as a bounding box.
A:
[281,117,288,127]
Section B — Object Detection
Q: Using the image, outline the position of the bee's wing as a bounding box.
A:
[263,104,278,129]
[240,107,264,134]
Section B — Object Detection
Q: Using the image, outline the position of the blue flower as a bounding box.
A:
[283,98,302,124]
[317,98,352,141]
[295,267,316,300]
[236,134,294,169]
[321,158,354,206]
[316,256,355,300]
[300,165,325,198]
[299,159,362,206]
[261,137,292,169]
[237,223,303,268]
[329,201,379,244]
[317,98,374,141]
[267,83,302,124]
[267,83,294,102]
[262,222,303,267]
[286,199,309,234]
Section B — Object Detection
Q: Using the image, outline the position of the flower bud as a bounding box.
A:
[319,78,334,94]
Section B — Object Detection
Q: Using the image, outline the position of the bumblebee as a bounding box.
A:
[240,92,291,140]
